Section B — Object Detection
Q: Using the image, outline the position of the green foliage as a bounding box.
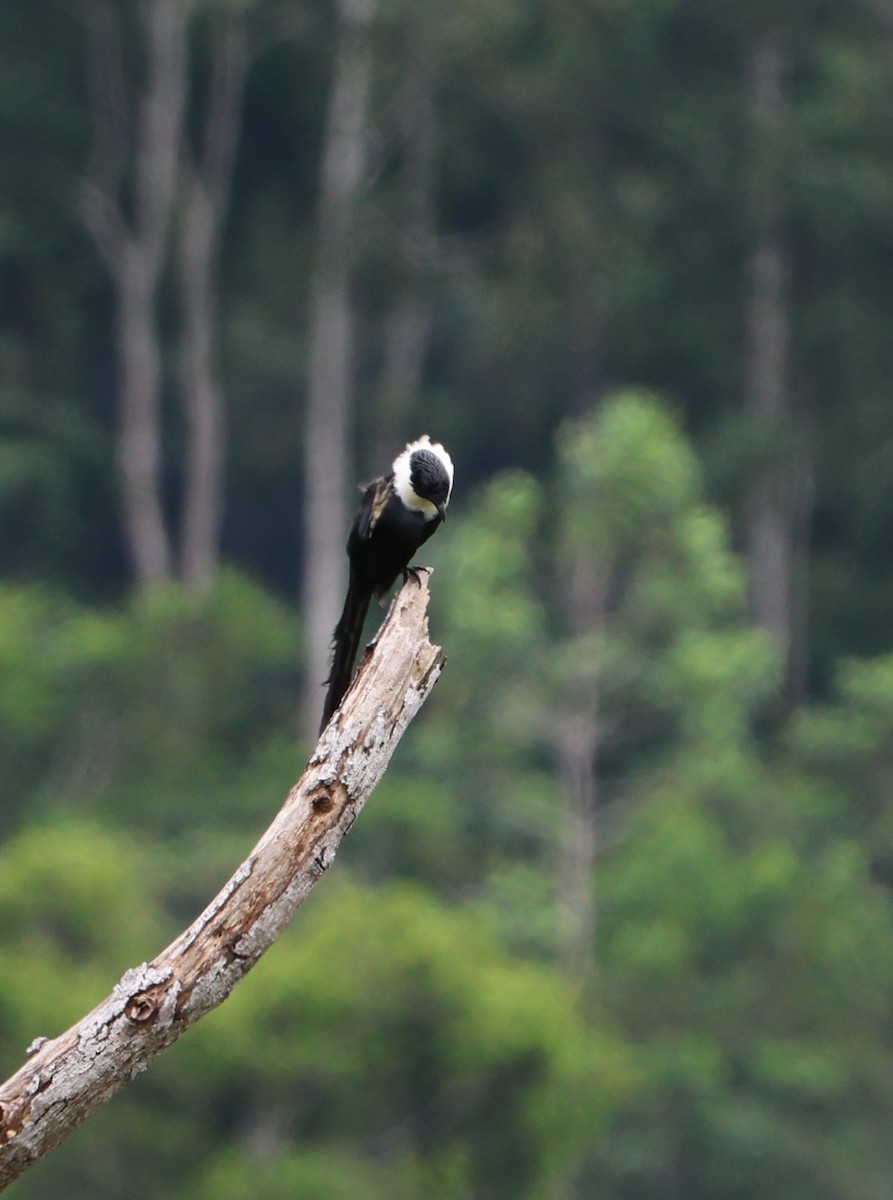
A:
[547,394,778,771]
[0,571,299,834]
[557,393,700,556]
[0,820,167,1068]
[179,879,628,1200]
[595,793,893,1200]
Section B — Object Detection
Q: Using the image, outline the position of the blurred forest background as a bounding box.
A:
[3,0,893,1196]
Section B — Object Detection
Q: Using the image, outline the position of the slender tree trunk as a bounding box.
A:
[119,0,190,585]
[116,252,173,583]
[302,0,376,734]
[372,28,437,466]
[178,178,225,591]
[376,302,430,453]
[553,556,606,982]
[745,31,809,698]
[80,0,192,588]
[177,13,248,593]
[555,710,598,982]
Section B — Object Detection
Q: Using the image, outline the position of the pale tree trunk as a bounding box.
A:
[372,26,437,467]
[302,0,377,734]
[178,178,224,593]
[553,556,606,983]
[116,253,174,584]
[177,11,249,593]
[745,32,810,698]
[80,0,192,588]
[555,710,598,982]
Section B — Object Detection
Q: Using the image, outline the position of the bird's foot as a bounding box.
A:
[403,565,425,588]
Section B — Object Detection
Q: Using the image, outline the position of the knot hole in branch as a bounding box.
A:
[124,987,165,1025]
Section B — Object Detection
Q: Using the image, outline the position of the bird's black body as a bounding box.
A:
[320,438,453,732]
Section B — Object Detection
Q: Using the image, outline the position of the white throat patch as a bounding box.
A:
[392,435,454,520]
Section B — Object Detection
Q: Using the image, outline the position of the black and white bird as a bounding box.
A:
[320,435,454,732]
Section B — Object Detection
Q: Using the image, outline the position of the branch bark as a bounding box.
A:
[0,572,444,1191]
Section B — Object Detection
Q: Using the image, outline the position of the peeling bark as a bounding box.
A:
[0,572,444,1191]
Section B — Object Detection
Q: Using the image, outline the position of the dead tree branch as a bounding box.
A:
[0,572,444,1191]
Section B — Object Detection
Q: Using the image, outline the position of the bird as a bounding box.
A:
[320,435,454,732]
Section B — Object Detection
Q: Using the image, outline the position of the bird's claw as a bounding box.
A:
[403,565,425,588]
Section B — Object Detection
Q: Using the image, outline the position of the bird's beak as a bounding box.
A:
[437,502,447,523]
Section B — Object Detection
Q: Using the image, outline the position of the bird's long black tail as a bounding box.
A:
[320,575,372,733]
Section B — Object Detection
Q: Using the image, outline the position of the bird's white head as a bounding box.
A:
[393,435,454,521]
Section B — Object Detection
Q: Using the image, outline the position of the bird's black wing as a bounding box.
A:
[354,474,393,541]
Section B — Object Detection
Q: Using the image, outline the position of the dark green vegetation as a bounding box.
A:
[3,2,893,1197]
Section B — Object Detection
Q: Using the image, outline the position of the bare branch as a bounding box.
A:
[0,572,445,1191]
